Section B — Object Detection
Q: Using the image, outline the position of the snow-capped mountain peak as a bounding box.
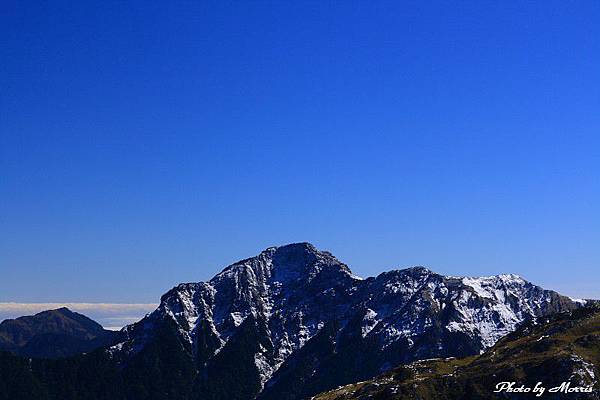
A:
[114,243,581,400]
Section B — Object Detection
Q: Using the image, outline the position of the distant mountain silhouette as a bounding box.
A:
[0,307,121,359]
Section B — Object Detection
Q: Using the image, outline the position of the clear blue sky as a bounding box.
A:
[2,1,599,304]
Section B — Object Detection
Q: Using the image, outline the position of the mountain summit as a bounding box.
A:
[104,243,580,400]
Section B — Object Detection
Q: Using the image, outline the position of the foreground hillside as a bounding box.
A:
[315,306,600,400]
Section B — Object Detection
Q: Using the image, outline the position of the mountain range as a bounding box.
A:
[0,243,588,399]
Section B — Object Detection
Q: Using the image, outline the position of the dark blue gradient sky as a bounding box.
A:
[2,1,599,302]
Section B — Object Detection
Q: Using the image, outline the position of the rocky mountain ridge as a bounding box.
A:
[108,242,581,399]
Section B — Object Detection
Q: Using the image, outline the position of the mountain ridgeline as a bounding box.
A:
[0,243,583,400]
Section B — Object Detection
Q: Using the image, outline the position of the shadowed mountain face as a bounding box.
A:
[0,307,120,359]
[315,305,600,400]
[0,243,584,400]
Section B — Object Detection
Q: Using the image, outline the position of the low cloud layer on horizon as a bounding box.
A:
[0,303,157,330]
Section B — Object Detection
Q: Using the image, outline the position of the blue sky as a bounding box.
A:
[1,1,599,308]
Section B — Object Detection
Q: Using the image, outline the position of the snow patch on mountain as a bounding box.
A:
[361,309,379,337]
